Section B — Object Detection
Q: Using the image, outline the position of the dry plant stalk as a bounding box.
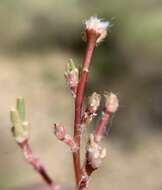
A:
[10,16,119,190]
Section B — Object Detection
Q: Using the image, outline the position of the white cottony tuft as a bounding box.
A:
[85,16,110,43]
[104,92,119,113]
[85,16,109,30]
[87,134,107,169]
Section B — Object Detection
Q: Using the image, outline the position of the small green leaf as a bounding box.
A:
[10,97,29,143]
[16,97,25,121]
[67,59,76,72]
[10,108,21,127]
[10,108,28,142]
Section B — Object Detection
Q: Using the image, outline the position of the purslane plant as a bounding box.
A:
[10,16,119,190]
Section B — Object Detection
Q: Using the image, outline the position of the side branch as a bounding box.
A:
[79,93,119,189]
[79,134,106,189]
[95,93,119,142]
[10,97,61,190]
[19,141,61,190]
[54,123,78,152]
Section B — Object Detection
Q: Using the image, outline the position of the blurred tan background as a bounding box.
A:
[0,0,162,190]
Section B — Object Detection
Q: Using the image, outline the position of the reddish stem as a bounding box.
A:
[73,31,97,187]
[19,141,60,190]
[95,110,111,142]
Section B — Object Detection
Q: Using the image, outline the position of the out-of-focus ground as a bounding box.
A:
[0,1,162,190]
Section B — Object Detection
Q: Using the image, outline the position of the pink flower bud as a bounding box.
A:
[54,123,66,140]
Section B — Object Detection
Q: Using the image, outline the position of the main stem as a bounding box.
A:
[73,31,97,187]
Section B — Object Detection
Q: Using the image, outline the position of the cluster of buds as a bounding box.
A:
[54,123,78,152]
[10,97,29,144]
[86,134,106,169]
[81,92,101,127]
[79,93,119,189]
[79,134,106,189]
[64,59,79,98]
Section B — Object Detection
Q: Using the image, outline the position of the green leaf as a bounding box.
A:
[16,97,25,121]
[10,108,27,142]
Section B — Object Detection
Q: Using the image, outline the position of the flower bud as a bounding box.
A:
[104,92,119,113]
[81,92,101,126]
[54,123,66,140]
[85,16,109,44]
[64,59,79,98]
[88,92,101,113]
[87,134,106,169]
